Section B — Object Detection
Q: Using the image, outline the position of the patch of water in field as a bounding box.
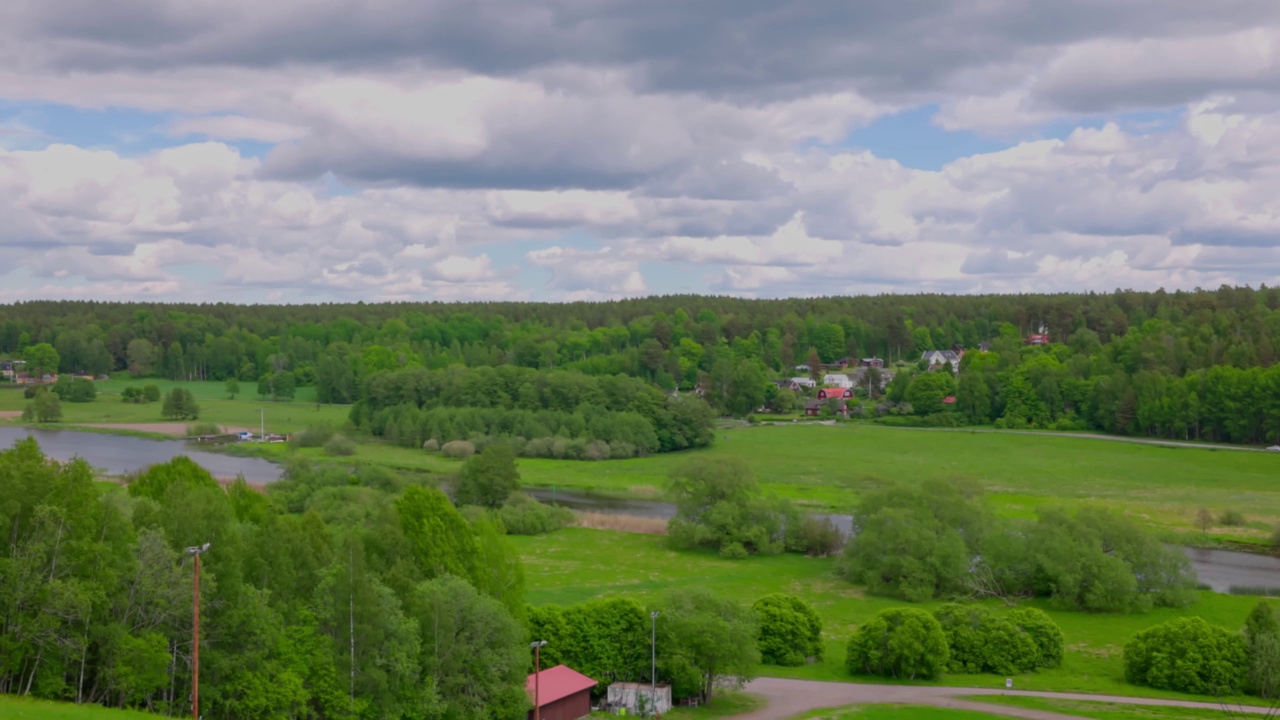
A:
[527,487,1280,593]
[0,427,283,483]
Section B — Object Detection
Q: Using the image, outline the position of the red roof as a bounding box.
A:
[526,665,598,707]
[942,395,956,404]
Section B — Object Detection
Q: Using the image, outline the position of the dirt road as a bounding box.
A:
[735,677,1274,720]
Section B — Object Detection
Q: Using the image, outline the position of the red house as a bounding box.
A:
[817,387,853,400]
[1026,334,1050,346]
[527,665,597,720]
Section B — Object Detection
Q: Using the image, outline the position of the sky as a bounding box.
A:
[2,1,1280,303]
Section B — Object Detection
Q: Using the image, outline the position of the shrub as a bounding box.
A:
[496,493,575,535]
[931,604,1039,675]
[753,594,823,666]
[1007,607,1065,669]
[186,422,221,437]
[323,435,357,456]
[441,440,476,459]
[161,388,199,420]
[291,424,336,448]
[122,386,146,403]
[455,444,520,508]
[845,607,949,680]
[1123,617,1246,695]
[1220,509,1247,527]
[22,388,62,423]
[143,384,161,403]
[422,438,440,452]
[719,542,748,559]
[52,377,96,403]
[23,385,37,399]
[800,515,844,556]
[581,440,611,461]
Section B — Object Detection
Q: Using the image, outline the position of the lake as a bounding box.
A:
[0,427,283,483]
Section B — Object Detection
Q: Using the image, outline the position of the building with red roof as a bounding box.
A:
[527,665,598,720]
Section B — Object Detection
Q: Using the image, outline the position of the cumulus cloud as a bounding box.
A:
[5,1,1280,300]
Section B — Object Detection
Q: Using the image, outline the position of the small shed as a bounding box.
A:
[527,665,598,720]
[607,682,672,716]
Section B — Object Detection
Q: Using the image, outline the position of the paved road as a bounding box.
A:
[735,677,1277,720]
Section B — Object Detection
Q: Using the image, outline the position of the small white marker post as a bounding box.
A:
[1005,678,1013,690]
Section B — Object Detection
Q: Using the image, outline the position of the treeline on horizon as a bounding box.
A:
[3,285,1280,445]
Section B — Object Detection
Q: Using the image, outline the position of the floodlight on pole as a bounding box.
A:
[530,640,548,720]
[650,611,660,718]
[257,408,265,442]
[185,543,210,720]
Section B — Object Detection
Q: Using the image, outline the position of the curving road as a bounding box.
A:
[735,677,1277,720]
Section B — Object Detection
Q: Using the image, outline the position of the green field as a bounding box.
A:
[0,379,349,435]
[512,527,1267,702]
[515,424,1280,541]
[796,707,1009,719]
[973,696,1249,719]
[0,696,158,720]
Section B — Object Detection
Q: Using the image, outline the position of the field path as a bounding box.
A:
[0,410,20,419]
[735,677,1274,719]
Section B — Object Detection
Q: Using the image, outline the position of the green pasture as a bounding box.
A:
[511,527,1268,702]
[974,696,1244,719]
[516,424,1280,541]
[0,695,159,720]
[0,380,348,434]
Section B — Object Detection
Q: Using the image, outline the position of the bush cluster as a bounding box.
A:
[291,424,336,448]
[841,479,1195,612]
[323,435,357,456]
[51,377,96,403]
[495,494,575,535]
[753,594,823,666]
[1124,617,1246,695]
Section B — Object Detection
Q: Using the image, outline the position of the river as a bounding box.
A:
[0,427,283,483]
[526,487,1280,593]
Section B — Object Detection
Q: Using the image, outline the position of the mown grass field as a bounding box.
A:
[0,695,158,720]
[516,424,1280,542]
[797,707,1009,719]
[511,526,1269,704]
[0,379,348,435]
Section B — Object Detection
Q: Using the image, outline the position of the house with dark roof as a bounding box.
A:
[527,665,598,720]
[805,398,849,417]
[921,349,961,372]
[859,357,884,368]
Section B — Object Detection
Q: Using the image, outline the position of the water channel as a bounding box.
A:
[0,427,283,483]
[2,428,1275,592]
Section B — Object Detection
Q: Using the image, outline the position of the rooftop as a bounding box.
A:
[527,665,598,707]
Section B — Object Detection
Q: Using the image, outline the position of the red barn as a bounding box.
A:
[817,387,853,400]
[527,665,597,720]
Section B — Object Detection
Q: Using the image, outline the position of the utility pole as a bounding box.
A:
[650,611,660,718]
[185,543,211,720]
[257,407,265,442]
[530,640,547,720]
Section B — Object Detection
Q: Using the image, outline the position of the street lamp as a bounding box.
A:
[530,640,548,720]
[185,543,211,720]
[650,611,660,717]
[256,408,265,442]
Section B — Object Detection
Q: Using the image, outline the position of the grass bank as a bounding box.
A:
[974,695,1244,718]
[0,695,158,720]
[511,526,1267,704]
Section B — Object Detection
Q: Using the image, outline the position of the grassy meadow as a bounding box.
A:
[512,526,1269,703]
[0,378,348,435]
[973,696,1245,719]
[0,696,159,720]
[795,707,1011,719]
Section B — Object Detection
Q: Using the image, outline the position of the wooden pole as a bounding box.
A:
[192,552,200,720]
[533,644,541,720]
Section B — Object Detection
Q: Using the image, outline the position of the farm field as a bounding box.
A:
[511,526,1268,703]
[797,707,1009,719]
[0,379,348,435]
[0,695,159,720]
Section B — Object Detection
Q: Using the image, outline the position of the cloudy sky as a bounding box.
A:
[3,1,1280,302]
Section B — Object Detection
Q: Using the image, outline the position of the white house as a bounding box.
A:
[789,376,817,389]
[921,350,961,372]
[822,373,853,388]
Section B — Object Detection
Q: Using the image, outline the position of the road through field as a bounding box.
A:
[736,677,1274,719]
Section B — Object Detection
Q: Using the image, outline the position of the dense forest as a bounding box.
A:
[3,286,1280,444]
[0,439,771,718]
